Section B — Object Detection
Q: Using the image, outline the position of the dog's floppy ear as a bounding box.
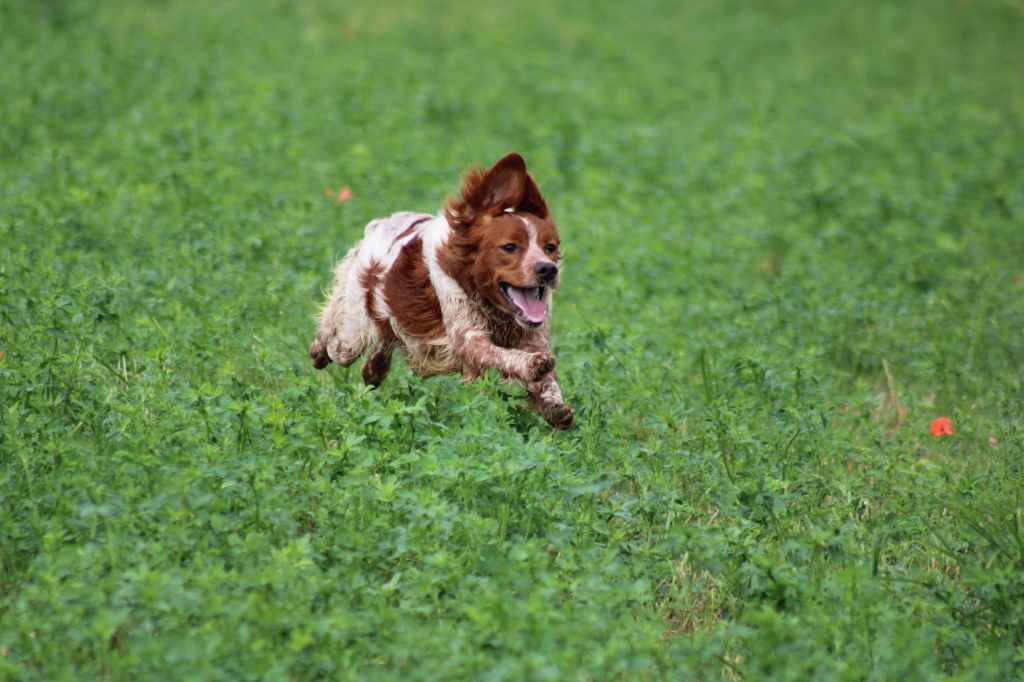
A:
[485,152,550,218]
[518,172,549,219]
[445,152,549,227]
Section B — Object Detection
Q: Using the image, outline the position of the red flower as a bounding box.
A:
[323,186,354,202]
[930,417,954,436]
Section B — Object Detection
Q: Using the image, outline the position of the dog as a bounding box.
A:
[309,152,573,429]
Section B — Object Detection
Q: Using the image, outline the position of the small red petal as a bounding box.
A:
[930,417,954,436]
[337,187,353,202]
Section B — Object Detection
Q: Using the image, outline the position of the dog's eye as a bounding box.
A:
[502,243,518,253]
[545,243,558,254]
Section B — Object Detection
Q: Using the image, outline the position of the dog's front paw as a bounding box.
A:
[526,352,556,382]
[542,402,574,430]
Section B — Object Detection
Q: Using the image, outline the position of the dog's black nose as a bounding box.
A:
[535,262,558,281]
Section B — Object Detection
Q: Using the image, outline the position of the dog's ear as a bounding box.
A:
[482,152,528,211]
[445,152,548,227]
[518,172,549,219]
[485,152,550,218]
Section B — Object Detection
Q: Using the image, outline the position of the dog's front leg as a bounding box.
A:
[526,371,574,429]
[456,333,555,384]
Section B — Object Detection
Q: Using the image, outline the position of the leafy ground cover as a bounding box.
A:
[2,0,1023,678]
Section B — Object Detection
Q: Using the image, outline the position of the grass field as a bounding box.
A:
[2,0,1024,678]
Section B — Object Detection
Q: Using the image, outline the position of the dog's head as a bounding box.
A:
[442,152,562,329]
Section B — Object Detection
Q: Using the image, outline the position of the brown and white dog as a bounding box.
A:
[309,152,573,429]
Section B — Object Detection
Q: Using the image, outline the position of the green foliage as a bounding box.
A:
[2,0,1023,678]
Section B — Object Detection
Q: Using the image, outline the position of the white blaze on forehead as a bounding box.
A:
[512,213,535,237]
[513,214,547,264]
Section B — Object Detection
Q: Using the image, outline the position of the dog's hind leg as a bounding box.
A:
[326,280,379,368]
[309,337,332,369]
[310,328,367,369]
[360,320,398,387]
[310,249,374,369]
[360,343,394,388]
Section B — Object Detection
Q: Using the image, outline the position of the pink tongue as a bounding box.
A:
[507,287,546,323]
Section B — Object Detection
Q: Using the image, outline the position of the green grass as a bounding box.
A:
[2,0,1024,678]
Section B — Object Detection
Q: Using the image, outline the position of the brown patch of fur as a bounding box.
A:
[373,315,396,343]
[383,236,445,340]
[360,262,383,319]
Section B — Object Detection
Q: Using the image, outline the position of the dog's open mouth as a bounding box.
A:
[500,283,546,326]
